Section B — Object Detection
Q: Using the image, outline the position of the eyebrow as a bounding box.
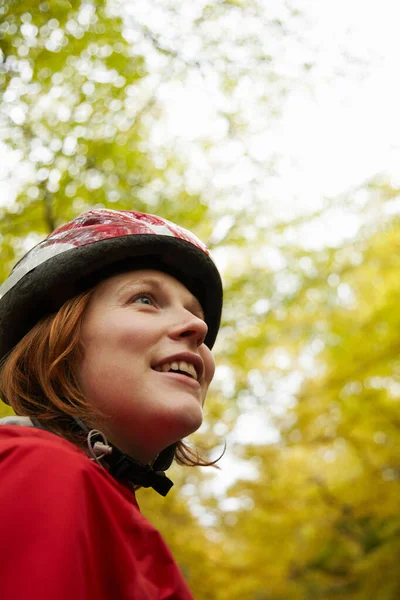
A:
[117,276,205,318]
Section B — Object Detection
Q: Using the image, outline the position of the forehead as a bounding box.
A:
[93,269,204,313]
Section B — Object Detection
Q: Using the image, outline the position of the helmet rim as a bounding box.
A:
[0,233,222,365]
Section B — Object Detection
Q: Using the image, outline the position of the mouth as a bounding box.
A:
[152,354,204,382]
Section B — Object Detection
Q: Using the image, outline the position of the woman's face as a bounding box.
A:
[77,269,215,464]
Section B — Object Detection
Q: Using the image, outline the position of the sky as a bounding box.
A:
[152,0,400,228]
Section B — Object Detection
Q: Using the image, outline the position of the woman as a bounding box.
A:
[0,209,223,599]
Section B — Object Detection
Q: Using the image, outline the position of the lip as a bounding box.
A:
[152,352,204,382]
[155,370,201,390]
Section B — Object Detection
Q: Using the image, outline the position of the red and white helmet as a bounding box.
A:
[0,209,223,361]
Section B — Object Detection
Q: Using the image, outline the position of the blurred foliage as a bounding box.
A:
[2,1,400,599]
[203,216,400,599]
[0,0,317,277]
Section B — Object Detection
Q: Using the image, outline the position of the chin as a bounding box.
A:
[165,402,204,442]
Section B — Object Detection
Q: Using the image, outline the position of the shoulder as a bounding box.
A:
[0,427,194,598]
[0,424,88,471]
[0,425,95,504]
[0,425,138,522]
[0,425,131,501]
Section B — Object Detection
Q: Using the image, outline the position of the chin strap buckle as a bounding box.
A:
[106,453,174,496]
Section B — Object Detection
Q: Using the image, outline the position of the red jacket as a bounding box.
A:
[0,425,194,599]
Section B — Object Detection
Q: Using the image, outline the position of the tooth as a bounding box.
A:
[181,361,193,377]
[156,361,197,379]
[178,361,197,380]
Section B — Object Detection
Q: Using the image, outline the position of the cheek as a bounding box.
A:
[80,312,151,358]
[76,315,156,393]
[202,347,216,388]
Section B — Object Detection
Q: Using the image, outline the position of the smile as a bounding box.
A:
[153,360,198,381]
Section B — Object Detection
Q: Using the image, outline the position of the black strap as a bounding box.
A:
[104,448,174,497]
[32,418,175,497]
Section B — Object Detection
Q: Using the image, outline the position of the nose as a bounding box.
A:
[169,309,208,347]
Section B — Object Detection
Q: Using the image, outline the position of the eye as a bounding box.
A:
[132,294,155,306]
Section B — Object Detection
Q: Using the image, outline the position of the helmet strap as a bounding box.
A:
[73,417,174,496]
[31,417,174,497]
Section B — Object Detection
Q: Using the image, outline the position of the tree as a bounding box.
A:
[211,212,400,599]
